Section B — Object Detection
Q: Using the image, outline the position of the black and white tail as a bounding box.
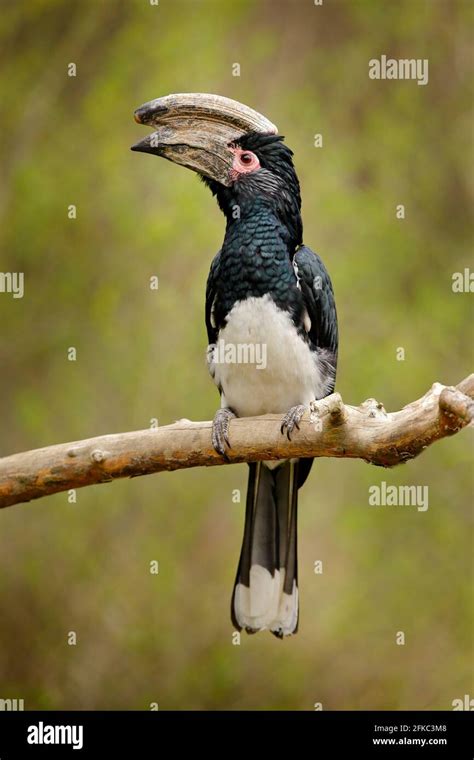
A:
[231,459,308,637]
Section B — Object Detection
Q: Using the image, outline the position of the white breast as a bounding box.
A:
[208,294,329,417]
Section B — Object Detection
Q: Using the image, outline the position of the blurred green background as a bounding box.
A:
[0,0,472,710]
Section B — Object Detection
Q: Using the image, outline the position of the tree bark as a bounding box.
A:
[0,374,472,509]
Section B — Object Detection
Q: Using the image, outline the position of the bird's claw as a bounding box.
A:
[212,408,236,457]
[280,404,306,440]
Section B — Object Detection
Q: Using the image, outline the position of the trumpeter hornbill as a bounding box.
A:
[132,93,338,637]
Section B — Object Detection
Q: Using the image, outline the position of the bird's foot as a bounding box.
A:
[212,408,236,457]
[280,404,306,440]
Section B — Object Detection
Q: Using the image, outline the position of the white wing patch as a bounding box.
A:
[293,259,311,332]
[293,258,301,290]
[210,296,216,329]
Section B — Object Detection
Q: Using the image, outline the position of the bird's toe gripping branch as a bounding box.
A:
[211,408,237,458]
[280,404,306,440]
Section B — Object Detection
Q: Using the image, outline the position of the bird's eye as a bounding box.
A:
[230,148,260,177]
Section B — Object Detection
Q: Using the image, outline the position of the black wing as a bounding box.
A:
[205,249,221,345]
[294,245,338,385]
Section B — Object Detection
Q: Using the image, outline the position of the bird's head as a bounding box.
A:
[132,93,302,244]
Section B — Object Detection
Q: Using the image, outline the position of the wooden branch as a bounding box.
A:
[0,374,472,509]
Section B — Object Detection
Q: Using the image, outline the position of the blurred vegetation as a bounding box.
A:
[0,0,472,710]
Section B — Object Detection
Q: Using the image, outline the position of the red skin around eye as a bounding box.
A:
[229,147,260,181]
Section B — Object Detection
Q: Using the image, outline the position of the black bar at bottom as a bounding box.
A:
[0,710,472,757]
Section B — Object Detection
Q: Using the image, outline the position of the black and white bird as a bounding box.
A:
[132,93,338,637]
